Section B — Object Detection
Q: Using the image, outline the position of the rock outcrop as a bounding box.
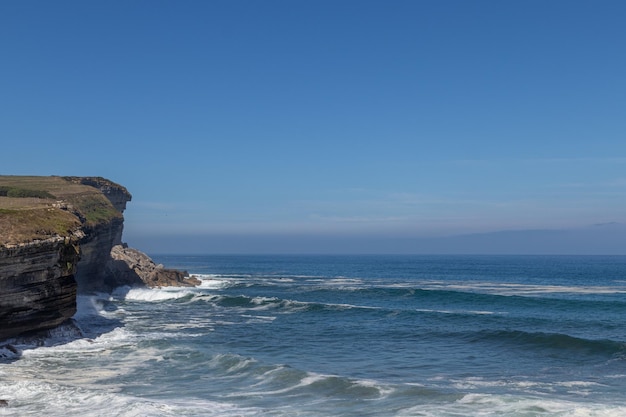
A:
[0,175,196,341]
[107,245,200,288]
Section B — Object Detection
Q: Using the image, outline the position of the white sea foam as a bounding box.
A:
[230,372,329,397]
[75,294,125,321]
[450,376,540,390]
[107,274,236,303]
[19,326,136,358]
[392,280,626,297]
[447,376,611,401]
[279,299,311,312]
[207,353,258,375]
[416,308,504,316]
[194,274,234,289]
[559,380,603,388]
[305,277,364,288]
[0,379,259,417]
[226,365,394,400]
[241,296,310,313]
[75,294,106,316]
[118,286,195,302]
[241,314,276,323]
[325,302,383,311]
[355,378,395,397]
[395,392,626,417]
[251,296,279,305]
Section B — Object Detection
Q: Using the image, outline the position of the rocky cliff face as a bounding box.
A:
[107,245,200,288]
[0,235,81,340]
[63,176,130,213]
[68,177,198,291]
[65,177,133,293]
[0,176,197,341]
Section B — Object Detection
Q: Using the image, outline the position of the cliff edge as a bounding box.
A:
[0,175,197,341]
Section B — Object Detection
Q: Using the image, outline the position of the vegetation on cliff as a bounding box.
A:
[1,175,197,342]
[0,176,125,246]
[0,175,132,341]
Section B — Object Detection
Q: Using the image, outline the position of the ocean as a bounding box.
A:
[1,255,626,416]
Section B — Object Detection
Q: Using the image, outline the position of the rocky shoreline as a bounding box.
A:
[108,244,201,288]
[0,176,198,342]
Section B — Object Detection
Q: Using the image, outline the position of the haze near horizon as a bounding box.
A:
[2,1,625,254]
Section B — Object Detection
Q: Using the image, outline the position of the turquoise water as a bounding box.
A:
[2,255,626,416]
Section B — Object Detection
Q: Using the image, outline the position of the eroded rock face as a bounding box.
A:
[0,176,196,341]
[72,177,132,292]
[74,218,126,292]
[62,176,131,213]
[0,236,80,340]
[107,245,200,288]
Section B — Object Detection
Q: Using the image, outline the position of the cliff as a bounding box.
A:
[0,176,197,341]
[0,235,80,341]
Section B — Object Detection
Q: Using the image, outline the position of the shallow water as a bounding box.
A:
[2,255,626,416]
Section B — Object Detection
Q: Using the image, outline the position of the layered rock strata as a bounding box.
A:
[108,245,200,288]
[66,176,132,293]
[0,235,81,340]
[0,176,196,341]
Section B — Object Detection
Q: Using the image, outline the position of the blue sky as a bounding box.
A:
[2,1,625,254]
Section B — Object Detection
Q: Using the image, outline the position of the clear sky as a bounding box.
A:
[2,1,625,254]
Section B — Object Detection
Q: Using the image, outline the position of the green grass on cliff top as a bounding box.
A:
[0,176,122,245]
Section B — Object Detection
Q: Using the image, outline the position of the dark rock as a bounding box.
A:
[0,237,80,340]
[4,344,18,354]
[74,218,126,292]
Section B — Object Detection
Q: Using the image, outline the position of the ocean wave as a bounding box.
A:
[212,294,314,313]
[463,329,626,357]
[416,308,505,316]
[103,274,239,303]
[310,281,626,300]
[206,353,393,401]
[194,275,238,289]
[75,294,110,317]
[232,275,626,299]
[448,376,604,395]
[114,286,196,302]
[192,293,390,315]
[0,379,260,417]
[19,327,138,357]
[428,281,626,297]
[187,274,367,292]
[395,393,626,417]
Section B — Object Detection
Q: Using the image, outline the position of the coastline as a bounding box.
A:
[0,175,197,343]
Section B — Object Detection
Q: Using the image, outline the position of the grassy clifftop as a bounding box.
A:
[0,176,124,246]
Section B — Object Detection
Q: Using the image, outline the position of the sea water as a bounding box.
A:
[1,255,626,416]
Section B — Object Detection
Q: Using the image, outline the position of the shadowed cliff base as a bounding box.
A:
[0,302,125,364]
